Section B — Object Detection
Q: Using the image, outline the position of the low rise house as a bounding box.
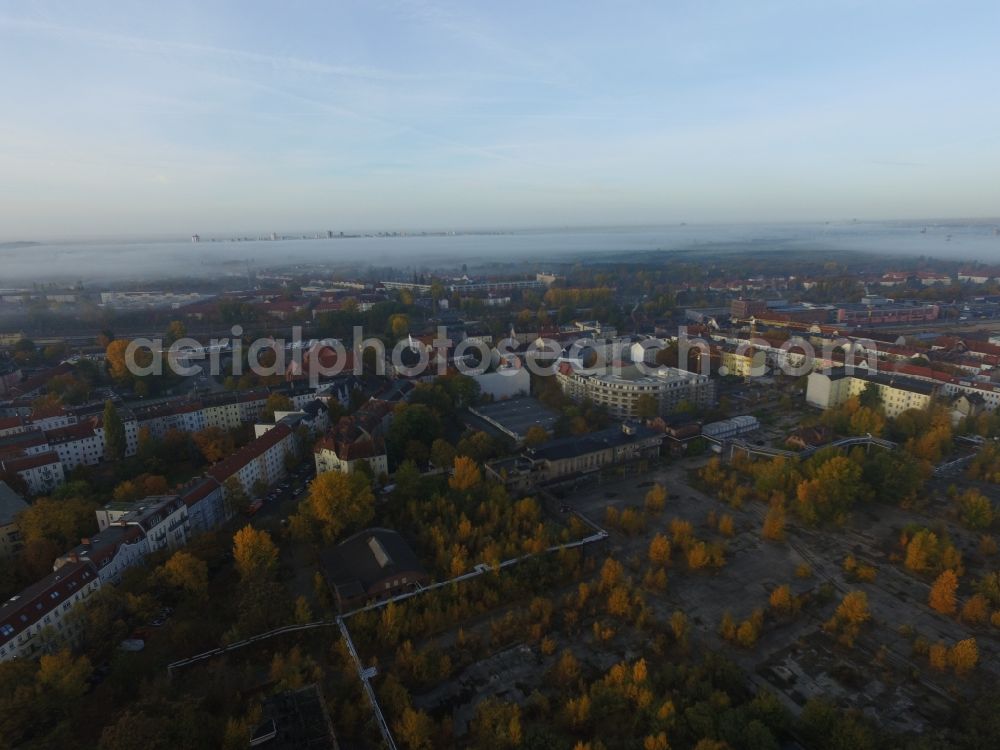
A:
[951,393,987,423]
[314,417,388,477]
[702,416,761,442]
[646,416,702,451]
[320,528,428,610]
[786,424,833,451]
[487,422,662,492]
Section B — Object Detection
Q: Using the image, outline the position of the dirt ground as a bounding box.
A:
[402,452,999,735]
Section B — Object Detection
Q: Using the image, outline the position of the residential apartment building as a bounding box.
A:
[716,345,768,378]
[207,423,295,497]
[0,451,64,495]
[133,386,322,440]
[45,423,105,470]
[0,560,101,662]
[54,524,148,585]
[314,433,388,477]
[556,364,715,419]
[95,495,190,554]
[0,482,27,559]
[806,369,936,418]
[178,477,226,535]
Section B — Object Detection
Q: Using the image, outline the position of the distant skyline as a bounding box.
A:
[2,1,1000,238]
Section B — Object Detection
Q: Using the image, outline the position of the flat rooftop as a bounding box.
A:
[470,397,560,440]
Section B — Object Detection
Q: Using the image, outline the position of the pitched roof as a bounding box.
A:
[45,422,97,444]
[179,476,221,508]
[0,416,27,431]
[320,528,425,600]
[0,560,98,646]
[1,450,62,472]
[56,524,145,572]
[206,423,293,483]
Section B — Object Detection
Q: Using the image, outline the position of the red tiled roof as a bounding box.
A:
[29,402,68,420]
[10,363,74,397]
[1,450,62,472]
[0,416,26,431]
[179,477,221,507]
[0,560,99,646]
[0,430,48,459]
[285,346,355,380]
[45,423,97,444]
[887,362,975,385]
[206,423,293,483]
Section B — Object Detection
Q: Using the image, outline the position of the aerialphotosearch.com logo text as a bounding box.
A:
[124,325,879,386]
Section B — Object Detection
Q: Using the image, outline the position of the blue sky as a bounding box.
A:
[1,0,999,237]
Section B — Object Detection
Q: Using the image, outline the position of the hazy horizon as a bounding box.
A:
[3,1,1000,237]
[2,221,998,285]
[4,216,1000,246]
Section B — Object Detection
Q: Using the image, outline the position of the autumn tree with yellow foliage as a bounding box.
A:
[960,593,989,625]
[449,455,482,491]
[644,483,667,513]
[761,495,787,541]
[950,638,978,675]
[233,525,279,581]
[290,470,374,542]
[159,550,208,599]
[769,584,797,615]
[928,569,959,615]
[648,534,671,566]
[824,590,870,647]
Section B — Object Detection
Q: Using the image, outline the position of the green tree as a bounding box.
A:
[387,404,442,463]
[636,393,659,419]
[430,438,456,470]
[223,476,250,515]
[103,400,127,461]
[958,489,994,530]
[858,382,882,410]
[261,393,294,422]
